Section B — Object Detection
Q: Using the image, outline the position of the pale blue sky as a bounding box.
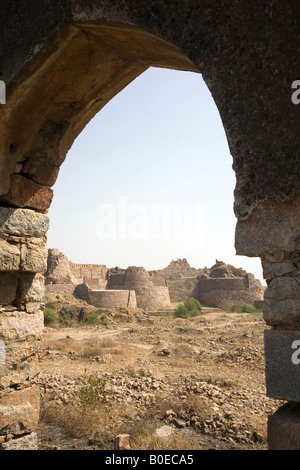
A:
[47,67,264,283]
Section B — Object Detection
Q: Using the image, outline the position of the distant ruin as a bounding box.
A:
[45,249,264,311]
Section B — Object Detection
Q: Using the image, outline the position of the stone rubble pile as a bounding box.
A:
[35,369,281,445]
[216,346,263,365]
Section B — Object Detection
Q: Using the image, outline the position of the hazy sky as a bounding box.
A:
[47,67,264,284]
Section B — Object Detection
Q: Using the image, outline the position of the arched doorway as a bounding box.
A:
[0,3,299,450]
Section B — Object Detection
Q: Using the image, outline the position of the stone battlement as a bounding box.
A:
[45,251,264,310]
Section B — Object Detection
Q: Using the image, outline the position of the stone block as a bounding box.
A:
[0,174,53,212]
[263,276,300,326]
[0,311,44,342]
[25,303,42,314]
[0,387,39,435]
[16,273,45,304]
[114,434,131,450]
[265,329,300,401]
[0,240,20,271]
[0,207,49,238]
[235,194,300,257]
[0,274,18,305]
[0,349,39,389]
[268,403,300,450]
[20,245,48,273]
[261,259,295,281]
[0,432,38,450]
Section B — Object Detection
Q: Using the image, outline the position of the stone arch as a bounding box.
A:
[0,1,299,450]
[0,22,199,202]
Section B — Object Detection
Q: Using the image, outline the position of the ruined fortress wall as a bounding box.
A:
[151,286,171,309]
[46,283,75,295]
[154,258,203,278]
[69,263,108,284]
[106,273,127,289]
[84,277,107,290]
[87,289,137,309]
[201,277,249,293]
[46,248,74,285]
[137,286,171,311]
[166,277,200,303]
[199,276,264,308]
[200,288,263,310]
[124,267,154,296]
[149,272,167,287]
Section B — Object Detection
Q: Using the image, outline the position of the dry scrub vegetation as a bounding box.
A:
[36,298,282,450]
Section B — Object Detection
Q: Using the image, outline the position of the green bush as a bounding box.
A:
[43,309,57,326]
[86,313,100,325]
[231,303,259,314]
[56,295,61,300]
[174,297,202,319]
[184,297,202,313]
[58,306,74,326]
[174,304,190,319]
[100,314,109,327]
[79,375,108,407]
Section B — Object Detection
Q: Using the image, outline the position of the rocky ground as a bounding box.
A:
[35,301,283,450]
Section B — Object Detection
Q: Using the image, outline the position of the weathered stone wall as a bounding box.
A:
[123,267,154,297]
[75,284,137,309]
[70,263,108,285]
[106,271,127,289]
[151,259,202,303]
[46,253,264,309]
[136,286,171,311]
[166,276,200,303]
[201,277,249,292]
[0,207,48,449]
[45,283,75,295]
[46,248,75,285]
[151,259,264,307]
[153,258,203,279]
[235,194,300,449]
[45,254,172,310]
[200,272,264,309]
[83,277,107,290]
[123,267,171,310]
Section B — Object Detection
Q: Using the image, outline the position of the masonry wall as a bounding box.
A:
[0,207,48,449]
[199,276,264,309]
[83,277,107,290]
[124,267,154,296]
[166,277,200,303]
[201,277,249,292]
[137,286,171,311]
[45,283,75,295]
[106,272,127,289]
[75,285,137,309]
[70,263,108,284]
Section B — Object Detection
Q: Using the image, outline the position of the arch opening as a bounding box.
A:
[35,32,267,448]
[1,9,297,450]
[0,22,198,200]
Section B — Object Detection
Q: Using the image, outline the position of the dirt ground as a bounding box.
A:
[35,300,283,451]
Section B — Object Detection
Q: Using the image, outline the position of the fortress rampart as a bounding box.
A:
[45,252,264,311]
